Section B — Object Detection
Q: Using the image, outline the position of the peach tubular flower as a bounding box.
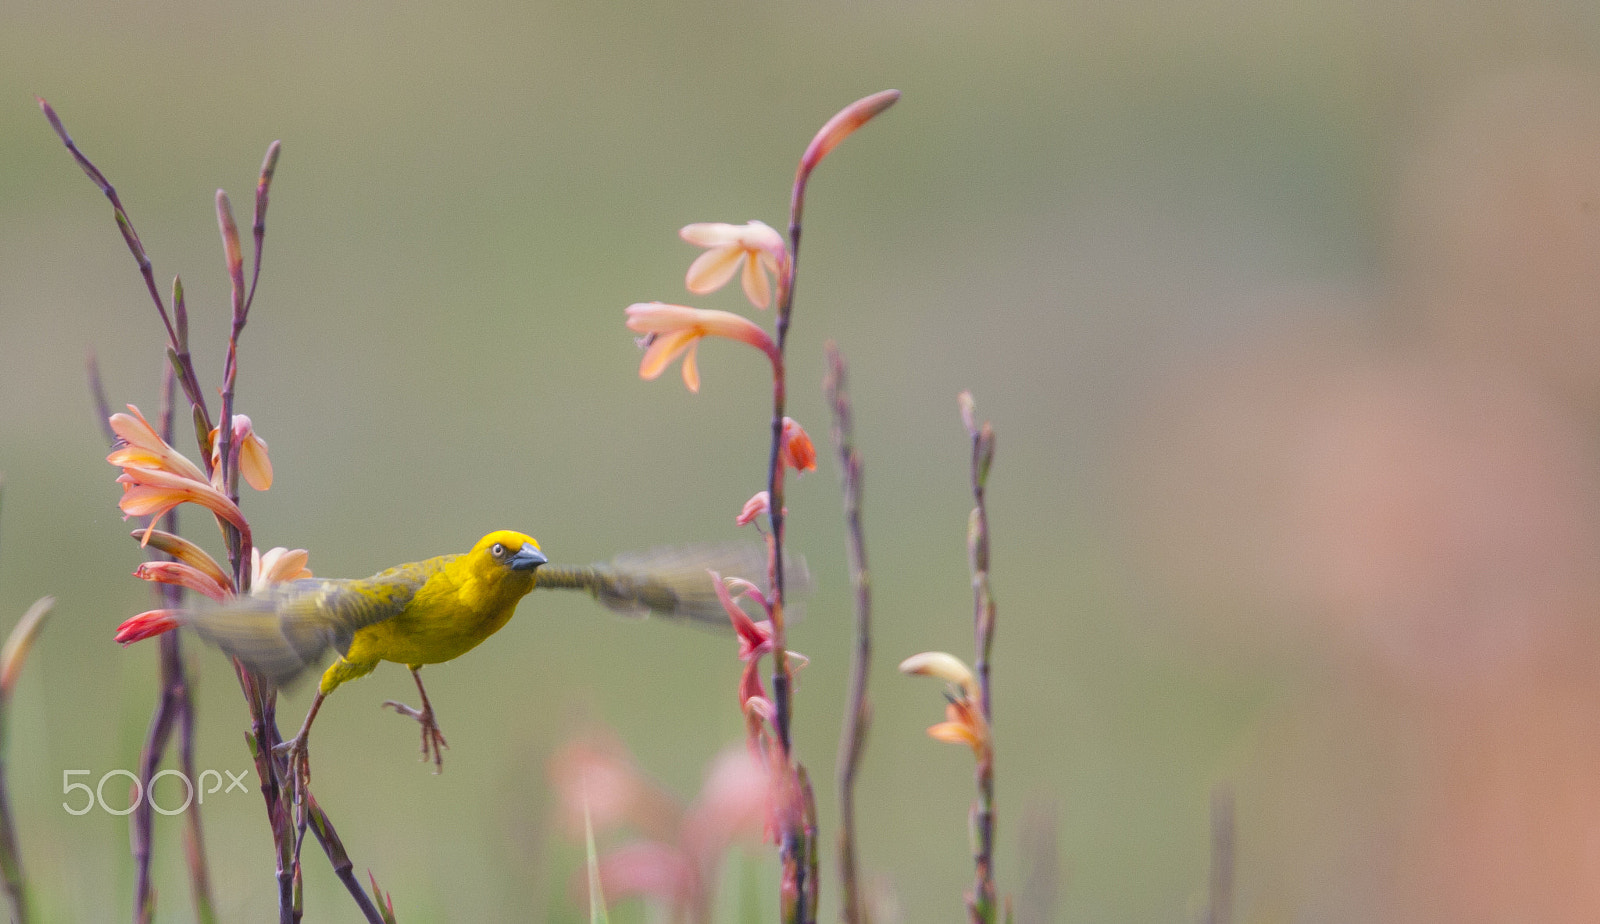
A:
[900,651,989,757]
[117,466,250,546]
[252,546,311,586]
[779,417,817,474]
[107,405,208,484]
[134,529,231,592]
[625,302,779,393]
[681,220,788,309]
[134,561,231,602]
[210,415,273,491]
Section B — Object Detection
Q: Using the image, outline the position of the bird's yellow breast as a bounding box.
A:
[343,537,539,668]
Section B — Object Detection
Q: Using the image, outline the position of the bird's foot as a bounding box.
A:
[271,734,311,800]
[383,699,448,773]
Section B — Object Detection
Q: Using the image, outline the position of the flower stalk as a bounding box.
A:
[45,100,385,924]
[825,344,872,924]
[961,391,999,924]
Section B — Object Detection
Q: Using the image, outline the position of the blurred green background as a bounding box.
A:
[8,1,1600,921]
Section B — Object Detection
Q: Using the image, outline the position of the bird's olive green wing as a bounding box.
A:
[183,559,443,687]
[536,544,809,629]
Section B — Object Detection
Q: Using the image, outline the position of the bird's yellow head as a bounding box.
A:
[467,530,547,581]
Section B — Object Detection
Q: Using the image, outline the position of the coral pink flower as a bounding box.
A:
[626,302,779,393]
[115,610,182,645]
[736,491,771,526]
[680,220,789,309]
[779,417,817,474]
[133,561,232,602]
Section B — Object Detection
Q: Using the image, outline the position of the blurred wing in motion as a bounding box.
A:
[180,566,430,687]
[536,543,811,629]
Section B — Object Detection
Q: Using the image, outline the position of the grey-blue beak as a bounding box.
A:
[510,543,548,572]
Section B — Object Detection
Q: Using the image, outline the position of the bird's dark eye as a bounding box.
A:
[491,543,505,558]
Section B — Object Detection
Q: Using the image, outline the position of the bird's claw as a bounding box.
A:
[383,700,448,773]
[272,734,311,801]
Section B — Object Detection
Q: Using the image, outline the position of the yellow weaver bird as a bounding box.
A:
[116,530,777,776]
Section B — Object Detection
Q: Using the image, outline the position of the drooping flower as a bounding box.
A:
[133,561,231,602]
[116,466,250,546]
[135,529,231,592]
[680,220,789,309]
[625,302,779,393]
[210,414,273,491]
[711,571,809,750]
[900,651,990,758]
[779,417,817,474]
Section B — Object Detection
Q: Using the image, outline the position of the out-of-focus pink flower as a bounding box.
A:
[736,491,771,526]
[557,738,778,920]
[210,414,273,491]
[252,547,311,587]
[780,417,817,474]
[681,748,777,858]
[625,302,779,393]
[548,734,681,842]
[681,220,789,309]
[594,842,699,912]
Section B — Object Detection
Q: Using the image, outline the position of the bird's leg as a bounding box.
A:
[383,666,449,773]
[273,688,327,799]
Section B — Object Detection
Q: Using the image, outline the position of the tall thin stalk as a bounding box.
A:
[960,392,998,924]
[825,343,873,924]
